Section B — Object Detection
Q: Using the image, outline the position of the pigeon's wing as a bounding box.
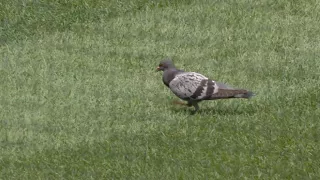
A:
[168,72,218,101]
[168,72,254,101]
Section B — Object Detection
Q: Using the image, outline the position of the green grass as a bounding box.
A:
[1,0,320,179]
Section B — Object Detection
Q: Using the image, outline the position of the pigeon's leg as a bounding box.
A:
[189,101,199,115]
[186,101,193,107]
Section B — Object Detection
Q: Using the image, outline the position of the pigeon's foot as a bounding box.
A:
[189,102,199,115]
[190,110,197,115]
[172,100,188,106]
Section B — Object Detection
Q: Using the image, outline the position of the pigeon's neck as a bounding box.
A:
[163,68,182,87]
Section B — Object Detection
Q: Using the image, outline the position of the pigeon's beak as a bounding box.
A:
[156,66,161,71]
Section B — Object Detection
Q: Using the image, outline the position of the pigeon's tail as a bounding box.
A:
[207,89,255,100]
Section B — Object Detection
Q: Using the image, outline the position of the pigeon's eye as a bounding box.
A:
[159,64,163,67]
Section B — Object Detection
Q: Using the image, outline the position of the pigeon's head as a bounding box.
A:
[157,59,175,71]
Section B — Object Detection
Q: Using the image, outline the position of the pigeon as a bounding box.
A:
[156,59,254,114]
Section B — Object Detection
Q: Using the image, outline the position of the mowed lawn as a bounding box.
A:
[1,0,320,179]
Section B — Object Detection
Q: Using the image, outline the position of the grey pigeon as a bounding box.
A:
[157,59,254,114]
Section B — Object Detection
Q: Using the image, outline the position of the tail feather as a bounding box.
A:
[208,89,255,100]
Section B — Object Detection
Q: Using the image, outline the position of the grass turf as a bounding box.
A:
[1,0,320,179]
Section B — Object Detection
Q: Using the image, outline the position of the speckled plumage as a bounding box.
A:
[157,59,254,114]
[169,72,217,101]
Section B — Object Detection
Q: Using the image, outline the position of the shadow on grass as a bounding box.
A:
[170,104,257,116]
